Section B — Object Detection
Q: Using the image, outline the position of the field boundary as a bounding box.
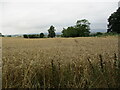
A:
[0,37,2,89]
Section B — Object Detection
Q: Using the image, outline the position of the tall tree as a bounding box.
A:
[107,7,120,33]
[75,19,90,37]
[62,19,90,37]
[40,33,44,38]
[48,25,56,38]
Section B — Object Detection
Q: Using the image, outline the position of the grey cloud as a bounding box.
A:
[1,1,119,34]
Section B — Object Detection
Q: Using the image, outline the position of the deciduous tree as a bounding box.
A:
[107,7,120,33]
[48,25,56,38]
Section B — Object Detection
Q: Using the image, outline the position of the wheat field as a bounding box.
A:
[2,36,120,88]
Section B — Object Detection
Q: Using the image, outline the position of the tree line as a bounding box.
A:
[23,25,56,38]
[23,33,45,38]
[0,7,119,38]
[23,19,91,38]
[23,5,120,38]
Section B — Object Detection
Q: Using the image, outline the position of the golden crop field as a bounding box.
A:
[2,36,120,88]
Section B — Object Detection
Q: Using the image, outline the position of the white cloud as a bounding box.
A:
[1,0,119,3]
[0,0,119,34]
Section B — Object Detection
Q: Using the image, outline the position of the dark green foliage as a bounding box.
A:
[7,35,12,37]
[40,33,44,38]
[48,25,56,38]
[0,33,2,37]
[62,19,90,37]
[2,35,4,37]
[62,27,78,37]
[76,19,90,37]
[90,32,120,37]
[96,32,103,36]
[28,34,40,38]
[23,34,28,38]
[107,7,120,33]
[23,34,40,38]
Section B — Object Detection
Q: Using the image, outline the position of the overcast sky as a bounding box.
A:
[0,0,119,35]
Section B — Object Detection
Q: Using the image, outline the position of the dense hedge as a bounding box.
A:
[23,33,45,38]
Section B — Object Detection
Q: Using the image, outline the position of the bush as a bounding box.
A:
[23,34,44,38]
[23,34,29,38]
[40,33,45,38]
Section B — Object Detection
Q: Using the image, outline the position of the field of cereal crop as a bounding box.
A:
[2,36,120,88]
